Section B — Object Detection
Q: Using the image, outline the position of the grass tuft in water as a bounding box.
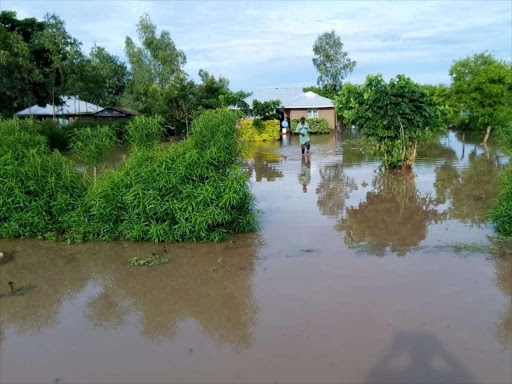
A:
[128,253,169,267]
[451,243,491,254]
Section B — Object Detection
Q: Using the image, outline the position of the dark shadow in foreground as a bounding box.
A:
[364,331,477,384]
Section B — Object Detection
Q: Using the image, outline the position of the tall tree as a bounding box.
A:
[449,52,512,145]
[0,21,37,116]
[122,13,186,114]
[312,31,356,96]
[33,14,81,120]
[62,45,129,107]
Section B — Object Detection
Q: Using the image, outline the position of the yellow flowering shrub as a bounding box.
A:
[239,119,280,142]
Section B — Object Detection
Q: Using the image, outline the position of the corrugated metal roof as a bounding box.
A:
[243,87,304,106]
[15,96,104,116]
[243,88,333,108]
[284,91,334,108]
[94,107,137,116]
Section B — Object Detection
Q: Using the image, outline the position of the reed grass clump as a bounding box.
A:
[70,109,257,242]
[0,118,87,238]
[125,115,166,148]
[1,110,257,243]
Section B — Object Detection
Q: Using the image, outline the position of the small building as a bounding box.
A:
[243,87,337,129]
[93,107,137,122]
[15,96,104,126]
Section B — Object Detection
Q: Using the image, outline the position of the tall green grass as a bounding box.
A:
[125,115,166,148]
[72,109,256,242]
[1,110,257,243]
[70,125,118,184]
[491,166,512,237]
[0,118,87,238]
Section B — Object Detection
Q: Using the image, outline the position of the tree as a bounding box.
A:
[250,99,280,120]
[335,74,439,168]
[302,86,335,100]
[0,11,77,116]
[33,14,81,120]
[122,14,186,114]
[449,52,512,145]
[63,45,129,107]
[195,69,231,110]
[312,31,356,96]
[0,22,36,116]
[420,84,458,129]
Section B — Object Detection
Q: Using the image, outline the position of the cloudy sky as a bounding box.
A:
[2,0,511,91]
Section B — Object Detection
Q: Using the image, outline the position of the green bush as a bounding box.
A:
[491,166,512,237]
[0,118,87,238]
[239,119,280,141]
[70,109,257,243]
[291,117,332,134]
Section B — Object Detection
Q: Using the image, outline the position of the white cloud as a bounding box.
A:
[2,0,511,90]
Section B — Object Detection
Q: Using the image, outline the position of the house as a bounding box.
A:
[93,107,137,122]
[15,96,104,126]
[243,87,337,129]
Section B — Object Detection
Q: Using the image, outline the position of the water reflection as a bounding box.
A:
[245,144,283,182]
[0,237,259,348]
[0,243,90,335]
[298,157,311,193]
[493,253,512,350]
[316,163,358,219]
[337,170,442,256]
[434,149,500,225]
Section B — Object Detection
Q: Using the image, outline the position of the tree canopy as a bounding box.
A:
[312,31,356,96]
[449,52,512,144]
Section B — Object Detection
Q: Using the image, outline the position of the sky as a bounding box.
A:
[2,0,511,91]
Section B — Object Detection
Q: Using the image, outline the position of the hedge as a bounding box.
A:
[291,117,332,134]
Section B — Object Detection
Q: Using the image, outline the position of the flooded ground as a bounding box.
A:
[1,131,511,383]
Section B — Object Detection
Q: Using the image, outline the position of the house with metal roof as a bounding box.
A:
[15,96,104,126]
[243,87,336,129]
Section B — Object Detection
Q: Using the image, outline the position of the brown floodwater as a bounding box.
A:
[1,131,511,383]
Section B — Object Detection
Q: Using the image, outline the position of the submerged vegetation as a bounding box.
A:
[0,118,87,239]
[0,109,257,243]
[129,253,169,267]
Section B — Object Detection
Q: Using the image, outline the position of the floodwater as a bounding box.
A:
[1,131,511,383]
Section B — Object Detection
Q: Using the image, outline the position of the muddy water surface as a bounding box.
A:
[1,132,511,383]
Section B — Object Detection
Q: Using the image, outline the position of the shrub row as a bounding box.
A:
[291,117,332,133]
[239,119,280,141]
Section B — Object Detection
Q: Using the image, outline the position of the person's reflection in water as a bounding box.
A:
[364,331,476,384]
[299,156,311,193]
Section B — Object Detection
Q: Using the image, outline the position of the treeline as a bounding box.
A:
[0,11,249,134]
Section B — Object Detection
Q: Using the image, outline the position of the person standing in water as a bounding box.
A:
[296,116,310,156]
